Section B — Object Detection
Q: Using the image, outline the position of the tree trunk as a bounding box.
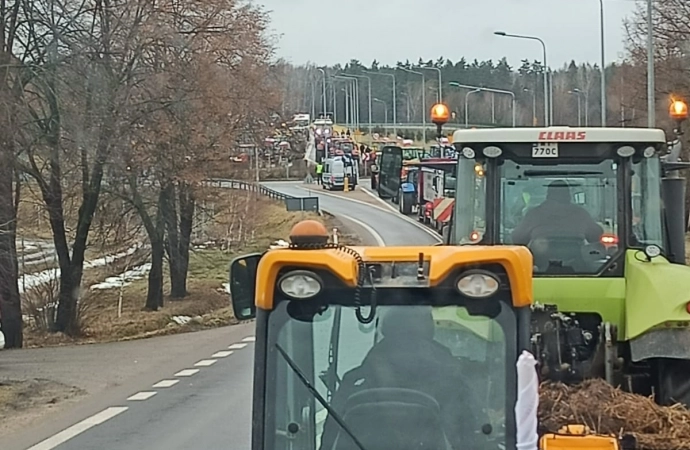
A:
[54,125,111,333]
[0,51,21,347]
[162,183,183,298]
[135,185,166,310]
[0,154,21,347]
[164,183,194,299]
[146,237,164,311]
[177,184,194,294]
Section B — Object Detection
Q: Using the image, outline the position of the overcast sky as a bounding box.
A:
[255,0,639,69]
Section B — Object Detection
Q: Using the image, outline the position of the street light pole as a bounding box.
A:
[450,82,517,127]
[336,75,360,131]
[647,0,655,127]
[317,68,327,117]
[569,90,582,126]
[373,98,388,134]
[351,74,373,135]
[414,66,443,102]
[494,31,549,126]
[364,71,397,137]
[399,67,426,142]
[599,0,607,126]
[465,89,481,128]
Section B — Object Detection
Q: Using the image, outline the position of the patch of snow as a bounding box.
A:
[171,315,192,325]
[269,239,289,250]
[90,263,151,290]
[222,282,230,294]
[19,244,143,295]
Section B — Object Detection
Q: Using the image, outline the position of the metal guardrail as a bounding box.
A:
[206,179,319,213]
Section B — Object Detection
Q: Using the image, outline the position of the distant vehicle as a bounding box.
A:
[323,155,357,190]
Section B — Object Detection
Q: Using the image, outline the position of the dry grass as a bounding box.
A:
[0,379,84,421]
[23,194,360,348]
[540,379,690,449]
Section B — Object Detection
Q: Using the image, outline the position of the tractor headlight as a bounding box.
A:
[456,270,500,298]
[278,270,323,300]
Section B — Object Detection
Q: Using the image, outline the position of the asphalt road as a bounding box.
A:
[4,182,437,450]
[262,180,441,246]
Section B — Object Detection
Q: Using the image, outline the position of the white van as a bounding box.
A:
[322,157,346,190]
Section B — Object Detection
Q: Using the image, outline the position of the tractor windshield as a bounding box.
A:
[264,291,515,450]
[499,158,619,274]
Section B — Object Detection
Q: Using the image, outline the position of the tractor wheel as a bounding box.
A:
[400,193,413,215]
[657,358,690,407]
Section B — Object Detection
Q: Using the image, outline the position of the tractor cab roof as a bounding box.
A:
[452,127,666,144]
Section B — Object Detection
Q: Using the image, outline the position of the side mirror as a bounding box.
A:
[229,253,261,320]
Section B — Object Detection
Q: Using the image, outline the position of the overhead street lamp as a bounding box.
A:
[349,74,373,135]
[449,82,517,127]
[373,98,388,134]
[335,75,360,131]
[494,31,550,126]
[569,88,589,126]
[413,66,443,103]
[646,0,655,127]
[316,68,327,118]
[523,87,537,126]
[598,0,607,127]
[569,90,583,126]
[398,67,427,142]
[464,88,482,128]
[364,70,397,137]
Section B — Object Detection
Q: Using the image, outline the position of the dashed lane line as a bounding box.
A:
[127,391,157,401]
[152,379,180,388]
[23,337,258,449]
[175,368,201,377]
[194,359,218,367]
[26,407,129,450]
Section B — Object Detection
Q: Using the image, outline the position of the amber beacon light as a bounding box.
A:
[431,103,451,139]
[669,99,689,122]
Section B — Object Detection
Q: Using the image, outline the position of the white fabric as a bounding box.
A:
[515,350,539,450]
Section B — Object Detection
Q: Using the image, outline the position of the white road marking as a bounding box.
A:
[26,407,128,450]
[212,350,234,358]
[127,391,157,401]
[242,336,256,342]
[194,359,217,367]
[335,213,385,247]
[359,187,443,242]
[298,185,442,243]
[174,369,200,377]
[229,343,248,349]
[152,379,179,388]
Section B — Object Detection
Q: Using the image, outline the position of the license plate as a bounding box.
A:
[532,143,559,158]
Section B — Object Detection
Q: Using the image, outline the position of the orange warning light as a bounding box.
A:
[670,99,688,121]
[430,103,450,125]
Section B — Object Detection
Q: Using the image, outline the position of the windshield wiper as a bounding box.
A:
[274,343,367,450]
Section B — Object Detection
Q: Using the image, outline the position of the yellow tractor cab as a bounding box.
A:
[229,220,620,450]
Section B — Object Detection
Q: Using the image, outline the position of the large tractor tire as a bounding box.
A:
[657,358,690,407]
[400,192,414,215]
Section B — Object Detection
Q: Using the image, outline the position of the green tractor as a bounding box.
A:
[381,101,690,407]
